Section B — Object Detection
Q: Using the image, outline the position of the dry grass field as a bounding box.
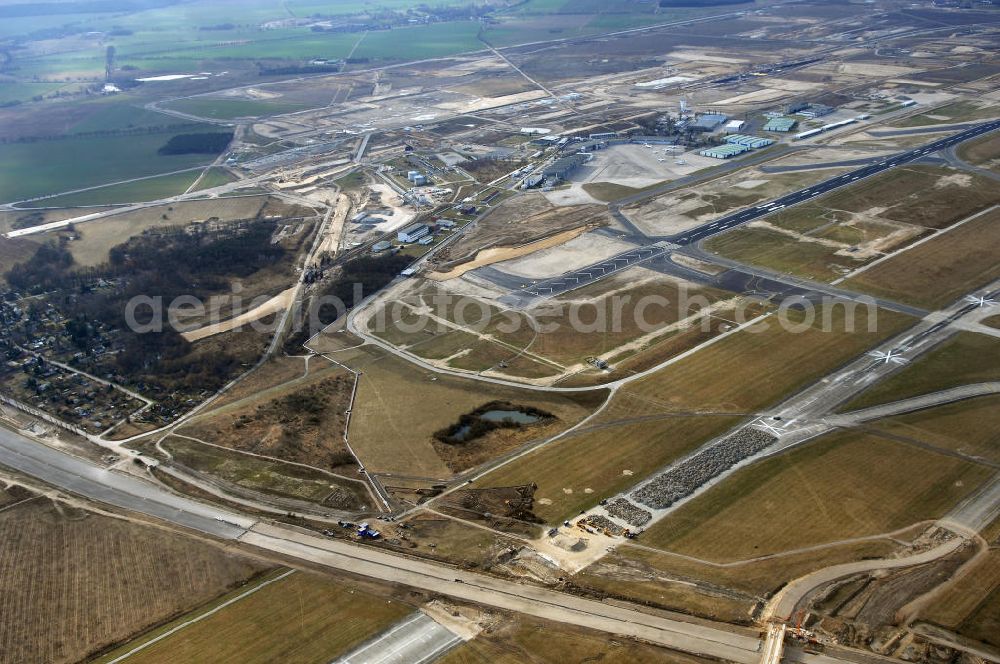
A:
[477,308,911,523]
[584,538,907,614]
[103,571,411,664]
[841,332,1000,411]
[477,415,740,524]
[707,167,1000,283]
[438,614,716,664]
[201,355,311,410]
[842,207,1000,309]
[957,132,1000,172]
[0,493,267,664]
[161,436,370,509]
[597,307,913,420]
[640,430,991,560]
[372,272,747,379]
[65,195,276,266]
[866,395,1000,464]
[179,364,355,470]
[918,550,1000,649]
[343,346,603,478]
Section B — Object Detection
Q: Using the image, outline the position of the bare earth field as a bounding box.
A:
[577,540,902,622]
[917,549,1000,649]
[0,490,268,664]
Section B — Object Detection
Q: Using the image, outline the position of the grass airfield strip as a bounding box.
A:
[477,307,914,523]
[638,429,992,561]
[840,332,1000,411]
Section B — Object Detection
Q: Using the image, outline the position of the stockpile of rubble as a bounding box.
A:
[580,514,626,537]
[632,427,777,509]
[605,498,652,526]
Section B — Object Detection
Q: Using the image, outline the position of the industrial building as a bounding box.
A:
[575,139,609,152]
[542,153,589,181]
[689,113,729,132]
[797,104,834,119]
[763,116,797,132]
[372,240,393,253]
[523,173,545,189]
[724,119,745,132]
[700,144,749,159]
[397,222,430,243]
[794,117,859,140]
[628,135,679,145]
[724,134,774,149]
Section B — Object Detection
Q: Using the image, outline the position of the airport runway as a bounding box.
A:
[497,120,1000,308]
[334,612,462,664]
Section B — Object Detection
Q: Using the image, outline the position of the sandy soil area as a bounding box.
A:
[495,232,636,279]
[181,286,295,342]
[543,185,600,206]
[428,226,593,281]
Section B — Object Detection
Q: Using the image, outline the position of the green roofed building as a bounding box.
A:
[699,144,749,159]
[763,117,798,132]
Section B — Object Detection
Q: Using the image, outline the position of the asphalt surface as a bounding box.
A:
[0,427,253,538]
[333,612,461,664]
[495,120,1000,308]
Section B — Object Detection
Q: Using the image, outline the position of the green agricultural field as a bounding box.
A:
[0,82,74,104]
[162,96,310,120]
[0,130,221,203]
[34,169,201,207]
[192,166,239,191]
[350,22,485,61]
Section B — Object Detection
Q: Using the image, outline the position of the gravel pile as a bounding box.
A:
[581,514,626,537]
[606,498,652,526]
[631,427,777,510]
